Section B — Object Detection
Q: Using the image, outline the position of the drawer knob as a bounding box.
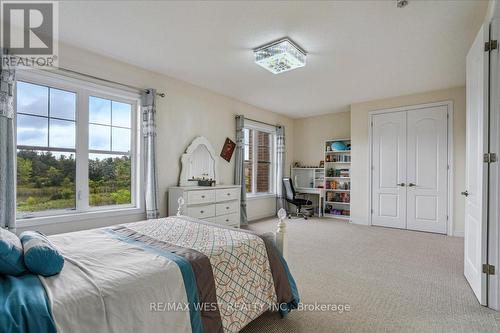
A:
[200,210,204,213]
[201,195,205,198]
[227,193,230,196]
[226,206,229,210]
[226,219,229,222]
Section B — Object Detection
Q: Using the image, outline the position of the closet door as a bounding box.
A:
[406,106,448,234]
[371,112,407,229]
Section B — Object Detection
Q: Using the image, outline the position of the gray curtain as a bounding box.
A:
[141,89,160,219]
[275,125,286,212]
[0,48,16,230]
[235,115,248,226]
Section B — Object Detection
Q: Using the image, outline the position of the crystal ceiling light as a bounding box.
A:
[254,38,307,74]
[397,0,409,8]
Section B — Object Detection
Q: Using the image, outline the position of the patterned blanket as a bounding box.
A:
[40,216,298,333]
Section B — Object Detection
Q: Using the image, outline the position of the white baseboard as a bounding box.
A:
[453,230,464,237]
[248,212,275,222]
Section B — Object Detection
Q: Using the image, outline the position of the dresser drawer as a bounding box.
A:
[215,188,240,202]
[204,217,216,224]
[215,213,240,227]
[187,204,215,219]
[187,190,215,205]
[216,200,238,216]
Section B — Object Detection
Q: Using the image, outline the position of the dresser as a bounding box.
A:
[168,185,241,228]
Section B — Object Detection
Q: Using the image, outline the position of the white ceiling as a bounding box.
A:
[59,0,487,118]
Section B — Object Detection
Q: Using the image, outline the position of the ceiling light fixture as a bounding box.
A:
[397,0,409,8]
[254,38,307,74]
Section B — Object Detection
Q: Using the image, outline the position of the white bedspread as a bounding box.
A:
[40,228,191,333]
[39,216,287,333]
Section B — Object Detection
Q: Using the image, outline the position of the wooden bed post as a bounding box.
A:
[275,208,287,257]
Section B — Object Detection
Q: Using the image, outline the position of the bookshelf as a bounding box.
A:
[323,138,351,220]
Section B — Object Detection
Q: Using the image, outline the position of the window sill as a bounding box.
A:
[246,193,276,201]
[16,207,145,228]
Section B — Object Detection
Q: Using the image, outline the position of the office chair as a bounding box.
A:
[282,177,313,220]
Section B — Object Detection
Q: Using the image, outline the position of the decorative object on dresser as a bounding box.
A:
[323,138,351,220]
[220,137,236,162]
[168,185,241,227]
[179,136,219,186]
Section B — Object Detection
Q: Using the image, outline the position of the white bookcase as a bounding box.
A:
[323,138,351,220]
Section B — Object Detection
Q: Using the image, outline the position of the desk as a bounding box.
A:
[295,187,324,217]
[291,167,325,218]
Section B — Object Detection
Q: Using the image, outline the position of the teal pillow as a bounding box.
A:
[0,228,27,276]
[20,231,64,277]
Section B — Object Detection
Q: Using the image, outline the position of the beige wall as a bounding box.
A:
[293,111,351,166]
[20,44,294,234]
[350,87,466,236]
[18,45,467,237]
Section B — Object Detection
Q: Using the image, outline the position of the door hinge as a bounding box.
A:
[485,40,498,52]
[483,264,496,275]
[371,209,374,214]
[483,153,497,163]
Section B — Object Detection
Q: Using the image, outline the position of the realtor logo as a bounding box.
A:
[1,1,58,67]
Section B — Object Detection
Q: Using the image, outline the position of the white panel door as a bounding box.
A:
[406,106,448,234]
[371,112,407,229]
[464,24,488,306]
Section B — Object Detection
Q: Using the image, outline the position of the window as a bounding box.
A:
[88,97,132,207]
[15,72,140,220]
[243,127,275,195]
[16,82,77,213]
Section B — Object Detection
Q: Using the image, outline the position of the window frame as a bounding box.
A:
[243,122,276,198]
[15,69,143,225]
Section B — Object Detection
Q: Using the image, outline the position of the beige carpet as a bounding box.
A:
[240,218,500,333]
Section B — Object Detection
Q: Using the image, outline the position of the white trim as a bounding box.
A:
[367,100,454,236]
[244,127,276,196]
[244,119,276,133]
[488,17,500,311]
[16,207,144,228]
[17,68,140,100]
[248,213,275,222]
[246,193,275,200]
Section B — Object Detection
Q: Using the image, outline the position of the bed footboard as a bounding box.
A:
[275,208,287,257]
[176,197,287,257]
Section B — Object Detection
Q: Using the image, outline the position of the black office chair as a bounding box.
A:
[282,177,313,220]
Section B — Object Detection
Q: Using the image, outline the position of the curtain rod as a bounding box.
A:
[5,53,165,97]
[53,66,166,98]
[243,116,281,128]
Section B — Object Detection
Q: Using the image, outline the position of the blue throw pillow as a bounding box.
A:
[0,228,27,276]
[20,231,64,277]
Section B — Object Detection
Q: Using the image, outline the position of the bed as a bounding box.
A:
[1,214,298,333]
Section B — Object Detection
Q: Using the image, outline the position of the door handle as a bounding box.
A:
[397,183,405,187]
[408,183,416,187]
[461,190,469,197]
